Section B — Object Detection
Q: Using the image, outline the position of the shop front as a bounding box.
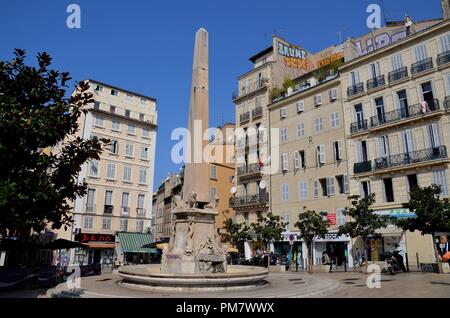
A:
[116,232,157,265]
[312,233,352,269]
[74,232,115,272]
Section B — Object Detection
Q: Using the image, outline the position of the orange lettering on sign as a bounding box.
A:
[284,57,313,71]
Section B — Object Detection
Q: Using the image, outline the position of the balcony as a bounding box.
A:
[437,51,450,66]
[367,75,385,91]
[388,67,408,84]
[252,106,263,119]
[350,119,369,134]
[103,205,114,214]
[445,96,450,111]
[370,99,441,128]
[411,57,433,75]
[353,160,372,174]
[374,146,447,171]
[347,83,364,98]
[229,192,269,209]
[240,111,250,124]
[237,163,262,180]
[136,208,146,216]
[121,206,130,215]
[232,78,268,101]
[86,204,96,213]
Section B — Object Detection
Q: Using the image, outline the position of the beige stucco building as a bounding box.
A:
[58,80,158,269]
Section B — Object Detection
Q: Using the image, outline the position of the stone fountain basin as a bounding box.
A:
[118,264,269,292]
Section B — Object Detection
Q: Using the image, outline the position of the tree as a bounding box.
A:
[251,212,288,250]
[395,185,450,273]
[295,210,329,273]
[221,218,251,247]
[0,49,108,237]
[337,194,390,270]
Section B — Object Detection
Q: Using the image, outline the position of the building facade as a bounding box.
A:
[58,79,158,270]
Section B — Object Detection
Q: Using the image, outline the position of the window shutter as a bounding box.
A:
[313,179,319,198]
[343,175,349,194]
[337,141,343,160]
[294,151,300,169]
[329,177,336,196]
[429,124,442,148]
[297,100,304,112]
[319,145,326,164]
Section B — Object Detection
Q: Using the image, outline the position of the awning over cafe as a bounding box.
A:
[118,232,157,254]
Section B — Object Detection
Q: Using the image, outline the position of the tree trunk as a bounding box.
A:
[432,233,443,274]
[308,241,313,274]
[362,237,368,274]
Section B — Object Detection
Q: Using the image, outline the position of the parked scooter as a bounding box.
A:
[384,250,407,275]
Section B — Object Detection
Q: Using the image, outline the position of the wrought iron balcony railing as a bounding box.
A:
[367,75,385,90]
[411,57,433,75]
[232,78,268,100]
[237,163,261,177]
[370,99,440,128]
[240,111,250,124]
[86,204,96,213]
[103,205,114,214]
[136,208,146,216]
[437,51,450,66]
[353,160,372,174]
[229,192,269,208]
[252,106,263,119]
[350,119,368,134]
[374,145,447,170]
[388,67,408,83]
[347,82,364,98]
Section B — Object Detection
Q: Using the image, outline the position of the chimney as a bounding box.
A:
[441,0,450,20]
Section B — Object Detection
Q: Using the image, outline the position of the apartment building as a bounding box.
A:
[58,80,158,269]
[341,17,450,266]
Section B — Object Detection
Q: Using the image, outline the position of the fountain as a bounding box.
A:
[118,28,268,291]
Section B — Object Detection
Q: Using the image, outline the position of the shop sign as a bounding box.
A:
[314,233,350,242]
[75,233,115,243]
[374,208,415,219]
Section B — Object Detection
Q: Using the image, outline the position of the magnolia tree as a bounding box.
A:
[251,212,288,252]
[221,218,251,247]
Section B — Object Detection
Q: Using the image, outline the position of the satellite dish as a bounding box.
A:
[231,186,237,194]
[259,180,267,189]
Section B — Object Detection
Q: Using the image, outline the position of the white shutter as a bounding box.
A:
[313,179,319,198]
[343,175,349,194]
[414,44,428,61]
[297,100,305,112]
[356,141,363,162]
[282,153,288,171]
[402,130,414,154]
[337,141,343,160]
[441,33,450,53]
[329,177,336,196]
[294,151,300,169]
[329,88,338,101]
[318,145,326,164]
[314,94,322,106]
[359,183,365,198]
[429,124,442,147]
[326,178,331,196]
[280,107,288,118]
[391,54,403,71]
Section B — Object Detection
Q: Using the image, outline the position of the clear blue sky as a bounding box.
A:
[0,0,442,189]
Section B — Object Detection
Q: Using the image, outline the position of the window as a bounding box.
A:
[102,218,111,230]
[125,94,133,101]
[391,53,403,71]
[360,181,371,198]
[440,33,450,53]
[333,141,343,161]
[94,84,103,92]
[407,174,418,195]
[139,113,145,121]
[414,43,428,62]
[378,135,390,158]
[319,178,328,196]
[317,145,326,164]
[329,88,338,101]
[125,143,134,157]
[136,220,144,233]
[140,97,146,104]
[127,124,136,134]
[315,117,323,132]
[140,146,149,160]
[94,101,100,110]
[89,160,99,177]
[123,166,132,182]
[336,208,346,226]
[356,140,369,163]
[109,140,119,155]
[280,128,288,143]
[331,112,340,128]
[210,165,217,179]
[111,89,119,96]
[244,212,249,226]
[433,169,448,196]
[104,190,113,206]
[121,192,130,209]
[280,107,288,118]
[83,216,94,229]
[299,181,308,201]
[314,94,322,106]
[370,61,381,78]
[313,179,319,198]
[139,168,147,184]
[210,187,217,201]
[281,153,288,171]
[383,178,395,202]
[297,100,304,112]
[125,109,131,118]
[142,127,150,138]
[297,123,305,138]
[336,175,345,194]
[294,151,301,169]
[299,150,306,168]
[86,188,95,211]
[421,81,435,103]
[354,103,364,127]
[282,184,289,201]
[95,115,104,127]
[106,163,116,180]
[120,219,128,232]
[428,123,441,148]
[349,70,360,86]
[112,120,120,131]
[282,214,290,232]
[110,105,116,113]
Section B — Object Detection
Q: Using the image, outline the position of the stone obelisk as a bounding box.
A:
[183,28,210,206]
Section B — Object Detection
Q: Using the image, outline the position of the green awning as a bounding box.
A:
[118,232,157,254]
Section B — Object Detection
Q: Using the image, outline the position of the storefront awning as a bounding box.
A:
[85,242,115,249]
[118,232,157,254]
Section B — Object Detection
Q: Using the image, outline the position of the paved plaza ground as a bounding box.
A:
[1,270,449,298]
